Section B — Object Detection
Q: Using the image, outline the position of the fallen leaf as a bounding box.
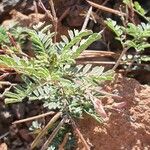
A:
[112,102,126,109]
[93,98,108,119]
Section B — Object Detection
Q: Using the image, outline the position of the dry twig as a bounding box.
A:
[87,0,126,17]
[0,73,9,80]
[39,0,58,42]
[112,47,128,70]
[58,133,69,150]
[81,6,93,31]
[33,0,39,23]
[76,60,116,65]
[0,132,9,140]
[31,112,62,149]
[49,0,58,43]
[70,116,90,150]
[13,111,55,124]
[41,116,68,150]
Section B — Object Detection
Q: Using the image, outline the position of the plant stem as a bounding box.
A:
[13,111,55,124]
[70,116,91,150]
[81,6,93,31]
[87,0,126,16]
[58,132,69,149]
[49,0,58,43]
[41,116,68,150]
[31,112,62,149]
[112,47,128,70]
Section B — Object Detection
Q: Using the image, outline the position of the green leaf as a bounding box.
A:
[82,64,92,74]
[134,1,146,15]
[73,33,101,58]
[63,30,93,51]
[105,18,123,37]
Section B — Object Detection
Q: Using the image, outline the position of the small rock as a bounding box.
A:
[0,143,7,150]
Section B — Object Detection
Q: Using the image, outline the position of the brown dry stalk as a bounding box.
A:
[0,132,9,140]
[81,6,93,31]
[76,60,116,65]
[78,50,116,58]
[78,55,112,59]
[39,0,53,20]
[41,116,68,150]
[0,81,14,85]
[13,111,55,124]
[112,47,128,70]
[49,0,58,43]
[49,0,56,19]
[39,0,58,42]
[102,0,110,5]
[87,0,126,17]
[95,89,122,100]
[7,32,20,50]
[82,50,115,54]
[58,7,70,22]
[70,117,90,150]
[33,0,39,23]
[58,133,69,150]
[0,73,9,80]
[31,112,62,149]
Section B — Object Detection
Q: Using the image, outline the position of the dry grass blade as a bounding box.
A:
[112,47,128,70]
[0,132,9,140]
[58,133,69,150]
[31,112,62,149]
[76,60,116,65]
[41,116,68,150]
[33,0,39,23]
[87,0,126,16]
[58,7,70,22]
[82,50,115,54]
[49,0,58,43]
[13,111,55,124]
[95,89,122,100]
[78,50,116,58]
[70,116,91,150]
[39,0,53,20]
[49,0,57,19]
[81,6,93,31]
[0,73,9,80]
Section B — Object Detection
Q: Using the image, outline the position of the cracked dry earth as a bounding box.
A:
[77,75,150,150]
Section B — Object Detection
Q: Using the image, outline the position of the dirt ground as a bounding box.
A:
[77,75,150,150]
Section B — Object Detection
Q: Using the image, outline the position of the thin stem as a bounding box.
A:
[70,116,91,150]
[112,47,129,70]
[13,111,55,124]
[0,132,9,140]
[33,0,39,23]
[39,0,53,20]
[87,0,126,17]
[81,6,93,31]
[58,133,69,149]
[41,116,68,150]
[31,112,62,149]
[49,0,58,43]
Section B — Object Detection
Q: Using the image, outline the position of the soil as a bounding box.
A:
[77,75,150,150]
[0,0,150,149]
